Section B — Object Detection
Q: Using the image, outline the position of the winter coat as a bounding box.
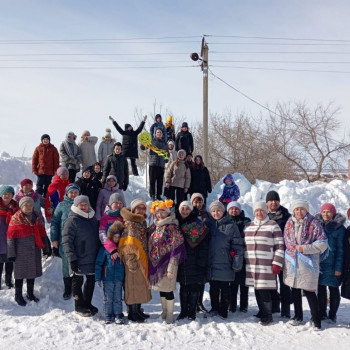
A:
[341,226,350,299]
[98,140,114,166]
[189,165,212,199]
[268,205,291,232]
[149,138,168,168]
[15,191,44,221]
[102,152,129,191]
[164,159,191,189]
[118,207,152,304]
[0,198,18,259]
[62,206,100,275]
[95,183,126,221]
[175,130,193,154]
[98,209,123,245]
[7,210,51,279]
[207,214,245,282]
[219,174,240,204]
[150,120,167,142]
[32,142,60,176]
[176,211,209,286]
[60,137,81,171]
[79,136,98,169]
[112,120,145,159]
[315,213,345,287]
[95,246,125,283]
[230,210,251,285]
[75,177,102,211]
[164,147,177,171]
[165,126,175,142]
[44,175,70,222]
[244,216,284,289]
[283,214,328,292]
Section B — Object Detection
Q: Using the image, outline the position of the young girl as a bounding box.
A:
[91,162,103,183]
[219,174,240,206]
[148,199,187,323]
[95,221,125,324]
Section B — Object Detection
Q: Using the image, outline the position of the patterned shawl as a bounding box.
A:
[0,198,19,224]
[148,212,186,285]
[7,210,46,249]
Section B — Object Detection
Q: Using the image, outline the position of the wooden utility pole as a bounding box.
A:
[202,40,209,165]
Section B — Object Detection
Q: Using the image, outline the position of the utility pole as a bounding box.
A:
[202,40,209,165]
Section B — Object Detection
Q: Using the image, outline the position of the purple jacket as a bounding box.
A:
[95,184,126,220]
[219,174,240,203]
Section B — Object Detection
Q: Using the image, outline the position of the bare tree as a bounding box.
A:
[265,102,350,182]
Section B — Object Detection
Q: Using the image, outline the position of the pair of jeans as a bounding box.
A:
[103,281,123,317]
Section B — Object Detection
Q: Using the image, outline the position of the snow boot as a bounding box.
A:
[160,297,167,319]
[197,284,208,313]
[177,288,188,320]
[165,299,175,324]
[26,279,39,302]
[137,304,150,319]
[259,301,273,326]
[188,291,199,320]
[63,277,72,300]
[15,285,27,307]
[128,304,145,323]
[74,299,92,317]
[229,283,238,312]
[5,262,14,288]
[281,302,291,318]
[83,275,98,315]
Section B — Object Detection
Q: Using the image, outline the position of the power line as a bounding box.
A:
[0,40,199,45]
[209,42,350,46]
[211,51,350,54]
[0,52,189,57]
[0,65,196,69]
[212,59,350,64]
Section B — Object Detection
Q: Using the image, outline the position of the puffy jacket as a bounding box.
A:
[268,205,291,232]
[75,177,102,211]
[102,152,129,190]
[189,166,212,199]
[149,138,168,168]
[95,246,125,282]
[175,130,193,154]
[98,140,114,166]
[32,143,59,176]
[79,136,98,169]
[164,159,191,189]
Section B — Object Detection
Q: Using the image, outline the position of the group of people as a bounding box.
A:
[0,115,350,330]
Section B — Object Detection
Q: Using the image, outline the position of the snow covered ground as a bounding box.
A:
[1,156,350,349]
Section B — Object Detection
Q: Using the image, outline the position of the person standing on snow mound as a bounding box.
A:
[109,115,147,176]
[219,174,240,207]
[98,129,115,167]
[78,130,98,170]
[150,114,167,142]
[164,115,175,141]
[32,134,59,197]
[60,131,81,183]
[175,122,193,155]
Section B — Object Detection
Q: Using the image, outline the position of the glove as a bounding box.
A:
[272,264,282,275]
[52,247,61,258]
[143,115,148,122]
[70,260,79,273]
[7,257,16,262]
[96,280,102,288]
[109,116,114,122]
[229,249,236,258]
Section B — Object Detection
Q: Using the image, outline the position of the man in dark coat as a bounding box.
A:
[266,190,292,318]
[109,115,147,176]
[102,142,129,191]
[175,122,193,154]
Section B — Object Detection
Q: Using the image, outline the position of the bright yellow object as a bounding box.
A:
[150,199,174,214]
[138,132,169,160]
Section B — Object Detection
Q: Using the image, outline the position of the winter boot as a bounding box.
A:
[128,304,145,323]
[137,304,150,319]
[281,302,291,318]
[5,262,14,288]
[63,277,72,300]
[177,288,188,320]
[15,285,27,307]
[83,275,98,315]
[74,299,91,317]
[188,291,199,320]
[165,299,175,324]
[197,284,208,313]
[229,283,238,312]
[271,290,281,314]
[26,279,39,302]
[239,285,249,313]
[259,301,273,326]
[160,297,167,320]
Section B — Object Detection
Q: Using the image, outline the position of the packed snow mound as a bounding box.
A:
[0,156,34,185]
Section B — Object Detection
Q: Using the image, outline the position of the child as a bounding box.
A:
[219,174,240,206]
[150,114,167,142]
[91,162,103,183]
[95,221,125,324]
[164,115,175,141]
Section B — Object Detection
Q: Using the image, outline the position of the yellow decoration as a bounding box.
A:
[138,132,169,160]
[150,199,174,214]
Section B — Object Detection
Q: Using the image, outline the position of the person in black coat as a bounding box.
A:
[227,201,251,313]
[102,142,129,191]
[341,208,350,320]
[176,201,209,320]
[109,115,147,176]
[189,155,212,203]
[62,195,100,317]
[265,190,292,318]
[75,167,102,211]
[175,122,193,154]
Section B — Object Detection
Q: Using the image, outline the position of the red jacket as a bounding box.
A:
[32,143,60,176]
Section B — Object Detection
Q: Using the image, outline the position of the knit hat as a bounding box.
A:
[227,201,241,212]
[177,149,186,158]
[19,197,34,209]
[0,186,15,196]
[167,139,175,146]
[41,134,50,142]
[105,128,112,138]
[167,115,173,123]
[106,175,118,183]
[73,195,90,207]
[209,200,225,213]
[291,199,309,213]
[179,201,193,212]
[109,193,124,206]
[155,114,162,121]
[182,122,188,128]
[190,193,204,204]
[82,166,92,174]
[320,203,336,217]
[130,198,146,212]
[57,167,69,176]
[266,190,280,203]
[65,183,81,195]
[253,201,268,213]
[20,178,33,188]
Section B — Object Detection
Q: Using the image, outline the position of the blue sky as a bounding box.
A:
[1,1,350,156]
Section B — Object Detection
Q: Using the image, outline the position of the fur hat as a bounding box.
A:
[227,201,241,212]
[130,198,146,212]
[109,193,124,206]
[253,201,268,213]
[179,201,193,212]
[291,199,309,213]
[65,183,81,195]
[19,196,34,209]
[190,193,204,204]
[0,186,15,197]
[209,200,225,213]
[167,139,175,147]
[20,178,33,188]
[266,190,280,203]
[73,195,90,207]
[107,221,124,241]
[320,203,336,217]
[56,167,69,176]
[41,134,50,142]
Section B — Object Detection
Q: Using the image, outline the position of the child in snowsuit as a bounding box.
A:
[219,174,240,207]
